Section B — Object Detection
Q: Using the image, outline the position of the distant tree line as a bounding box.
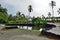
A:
[0,4,47,25]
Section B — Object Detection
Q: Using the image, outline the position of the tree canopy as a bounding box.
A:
[0,4,8,23]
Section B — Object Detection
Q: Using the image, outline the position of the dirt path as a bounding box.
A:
[0,29,54,40]
[9,35,52,40]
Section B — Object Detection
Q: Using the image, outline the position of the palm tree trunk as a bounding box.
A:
[52,6,54,22]
[27,12,30,29]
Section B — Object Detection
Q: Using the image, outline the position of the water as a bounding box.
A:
[17,26,32,30]
[47,26,60,35]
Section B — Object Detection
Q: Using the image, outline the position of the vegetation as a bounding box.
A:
[57,8,60,15]
[1,3,59,30]
[32,17,47,30]
[28,5,33,17]
[0,4,8,23]
[49,1,56,22]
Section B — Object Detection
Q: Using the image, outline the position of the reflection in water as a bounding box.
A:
[28,27,32,30]
[17,26,32,30]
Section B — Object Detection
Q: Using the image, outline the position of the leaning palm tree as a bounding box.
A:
[49,1,56,22]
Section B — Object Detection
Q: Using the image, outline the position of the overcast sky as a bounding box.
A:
[0,0,60,17]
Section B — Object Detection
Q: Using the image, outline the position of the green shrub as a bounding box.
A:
[32,26,40,30]
[32,17,47,30]
[8,21,15,24]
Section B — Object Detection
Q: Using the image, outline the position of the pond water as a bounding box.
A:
[47,26,60,35]
[17,26,32,30]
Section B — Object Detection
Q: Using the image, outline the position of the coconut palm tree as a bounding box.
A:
[49,1,56,22]
[16,11,21,17]
[57,8,60,15]
[8,14,13,21]
[26,5,33,29]
[42,15,45,20]
[57,8,60,22]
[21,14,25,18]
[28,5,33,19]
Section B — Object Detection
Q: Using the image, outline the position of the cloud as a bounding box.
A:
[0,0,60,17]
[1,0,32,15]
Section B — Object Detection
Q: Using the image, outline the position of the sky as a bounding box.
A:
[0,0,60,17]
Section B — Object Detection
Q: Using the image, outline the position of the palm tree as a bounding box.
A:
[26,5,33,29]
[49,1,56,22]
[48,12,51,21]
[57,8,60,15]
[57,8,60,22]
[16,11,21,17]
[42,15,45,20]
[8,14,12,20]
[21,14,25,18]
[28,5,33,19]
[32,16,35,24]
